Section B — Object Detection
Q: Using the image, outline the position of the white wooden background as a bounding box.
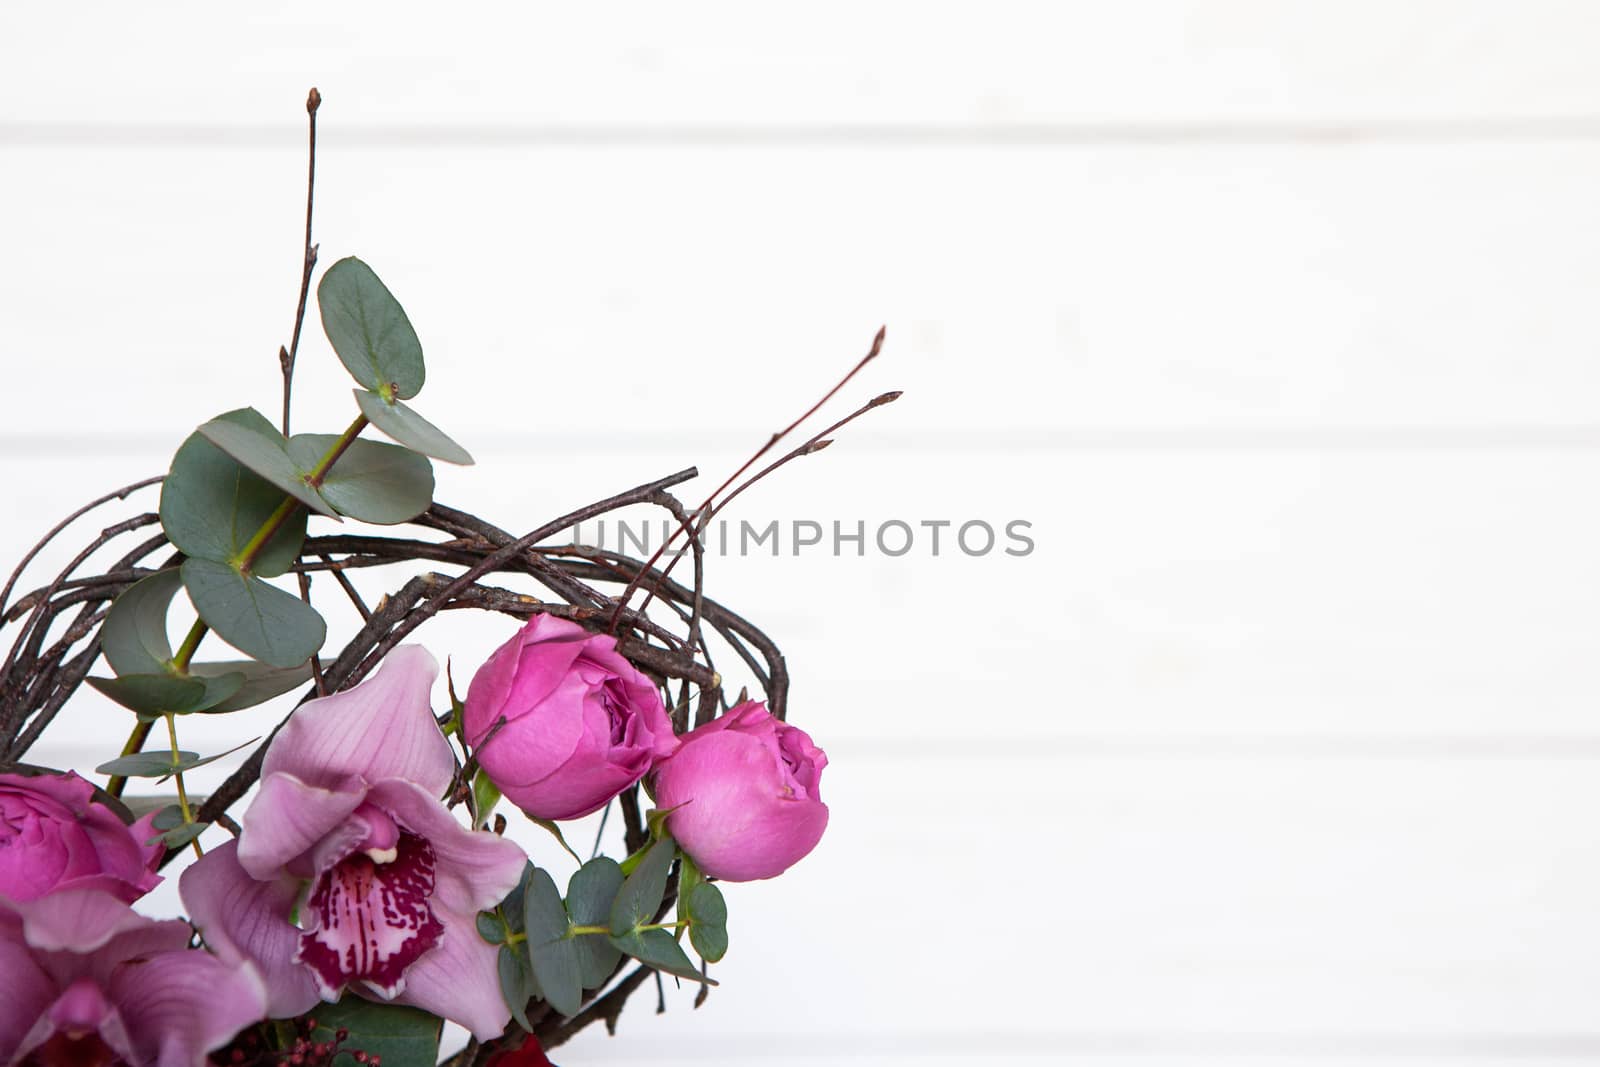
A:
[5,2,1600,1063]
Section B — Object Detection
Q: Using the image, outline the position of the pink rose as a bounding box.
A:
[464,614,679,821]
[0,771,162,903]
[652,702,828,882]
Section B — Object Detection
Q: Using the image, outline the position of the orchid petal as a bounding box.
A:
[9,887,173,954]
[389,908,511,1040]
[365,780,526,917]
[180,841,319,1019]
[237,772,364,881]
[263,646,454,794]
[0,926,56,1053]
[111,941,268,1067]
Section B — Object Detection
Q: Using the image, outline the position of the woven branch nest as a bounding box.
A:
[0,462,784,1054]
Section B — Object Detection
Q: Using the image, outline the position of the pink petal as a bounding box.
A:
[472,669,591,788]
[295,835,442,1000]
[0,924,57,1053]
[111,945,267,1067]
[17,978,139,1067]
[10,887,172,954]
[365,780,526,918]
[389,907,511,1040]
[656,729,829,882]
[237,771,364,881]
[263,645,454,795]
[464,616,588,749]
[179,840,319,1019]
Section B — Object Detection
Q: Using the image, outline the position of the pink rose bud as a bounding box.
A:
[653,701,829,882]
[0,771,163,903]
[464,614,679,821]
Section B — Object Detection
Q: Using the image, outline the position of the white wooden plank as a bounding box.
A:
[7,2,1600,128]
[6,143,1600,439]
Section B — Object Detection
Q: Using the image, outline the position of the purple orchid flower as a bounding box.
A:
[180,646,527,1039]
[0,886,265,1067]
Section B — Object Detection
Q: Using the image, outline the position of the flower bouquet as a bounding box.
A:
[0,91,894,1067]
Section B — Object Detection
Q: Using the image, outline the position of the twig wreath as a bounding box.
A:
[0,89,896,1067]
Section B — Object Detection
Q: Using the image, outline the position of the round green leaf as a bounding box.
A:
[188,660,312,713]
[687,882,729,963]
[609,837,675,937]
[198,409,337,518]
[87,672,244,716]
[288,435,434,525]
[497,944,537,1031]
[607,928,715,984]
[101,570,182,676]
[318,257,426,401]
[182,559,326,669]
[567,858,624,988]
[96,739,256,779]
[477,912,506,945]
[355,389,473,465]
[309,997,442,1067]
[95,751,200,778]
[523,866,582,1018]
[160,426,309,578]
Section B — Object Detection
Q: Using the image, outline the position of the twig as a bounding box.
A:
[279,86,321,436]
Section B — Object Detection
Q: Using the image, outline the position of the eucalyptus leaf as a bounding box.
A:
[687,882,729,963]
[309,996,441,1067]
[198,409,336,518]
[160,427,308,577]
[567,858,624,988]
[155,822,208,849]
[477,911,506,945]
[95,751,200,778]
[87,672,244,716]
[100,570,181,676]
[318,257,426,401]
[182,559,325,669]
[150,804,185,831]
[355,389,473,464]
[287,435,433,525]
[609,837,676,937]
[95,738,255,779]
[497,943,537,1031]
[523,866,582,1018]
[87,674,205,715]
[608,928,715,984]
[188,660,312,712]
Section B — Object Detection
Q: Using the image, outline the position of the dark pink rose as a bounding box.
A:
[464,614,679,821]
[652,702,828,882]
[0,771,162,904]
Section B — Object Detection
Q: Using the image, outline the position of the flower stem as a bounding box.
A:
[166,713,203,858]
[105,720,153,798]
[234,413,368,574]
[172,618,208,672]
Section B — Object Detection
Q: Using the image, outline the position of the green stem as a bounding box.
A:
[305,414,368,487]
[108,414,368,798]
[172,619,208,672]
[166,713,203,858]
[234,413,368,574]
[568,921,687,937]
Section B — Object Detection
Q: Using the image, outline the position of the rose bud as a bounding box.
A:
[464,614,679,821]
[652,701,828,882]
[0,770,163,903]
